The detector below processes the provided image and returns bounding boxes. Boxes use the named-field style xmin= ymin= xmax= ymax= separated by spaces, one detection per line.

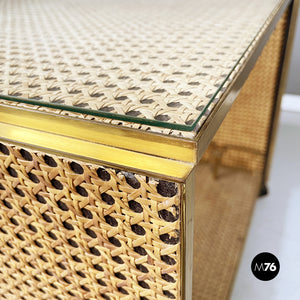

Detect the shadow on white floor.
xmin=230 ymin=109 xmax=300 ymax=300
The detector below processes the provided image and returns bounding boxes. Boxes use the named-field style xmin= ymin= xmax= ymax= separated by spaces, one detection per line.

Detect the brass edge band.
xmin=0 ymin=104 xmax=196 ymax=164
xmin=195 ymin=0 xmax=291 ymax=163
xmin=180 ymin=171 xmax=195 ymax=300
xmin=0 ymin=122 xmax=193 ymax=182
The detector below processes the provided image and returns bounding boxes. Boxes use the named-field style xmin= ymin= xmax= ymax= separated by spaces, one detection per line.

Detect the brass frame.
xmin=0 ymin=105 xmax=196 ymax=164
xmin=180 ymin=170 xmax=195 ymax=300
xmin=0 ymin=122 xmax=193 ymax=182
xmin=0 ymin=0 xmax=297 ymax=299
xmin=0 ymin=104 xmax=196 ymax=182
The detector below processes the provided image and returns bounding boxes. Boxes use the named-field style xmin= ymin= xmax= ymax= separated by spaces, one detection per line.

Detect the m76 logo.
xmin=251 ymin=252 xmax=280 ymax=281
xmin=254 ymin=262 xmax=277 ymax=272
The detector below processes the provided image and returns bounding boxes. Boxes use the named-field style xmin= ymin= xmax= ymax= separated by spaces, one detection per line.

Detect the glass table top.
xmin=0 ymin=0 xmax=281 ymax=131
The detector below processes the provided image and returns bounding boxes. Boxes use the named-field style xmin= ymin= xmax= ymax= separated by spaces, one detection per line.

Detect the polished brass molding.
xmin=180 ymin=171 xmax=195 ymax=300
xmin=0 ymin=122 xmax=194 ymax=182
xmin=0 ymin=104 xmax=197 ymax=182
xmin=0 ymin=104 xmax=196 ymax=164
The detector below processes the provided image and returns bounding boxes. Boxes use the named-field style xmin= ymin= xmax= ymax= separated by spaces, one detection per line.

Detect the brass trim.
xmin=0 ymin=104 xmax=196 ymax=164
xmin=195 ymin=0 xmax=292 ymax=163
xmin=0 ymin=122 xmax=193 ymax=182
xmin=263 ymin=0 xmax=299 ymax=183
xmin=180 ymin=171 xmax=195 ymax=300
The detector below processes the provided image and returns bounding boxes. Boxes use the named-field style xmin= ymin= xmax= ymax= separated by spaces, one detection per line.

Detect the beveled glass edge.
xmin=0 ymin=0 xmax=286 ymax=132
xmin=0 ymin=94 xmax=195 ymax=131
xmin=0 ymin=32 xmax=250 ymax=131
xmin=0 ymin=38 xmax=244 ymax=132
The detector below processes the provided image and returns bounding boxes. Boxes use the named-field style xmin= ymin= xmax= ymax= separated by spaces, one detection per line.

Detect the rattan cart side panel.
xmin=0 ymin=142 xmax=181 ymax=300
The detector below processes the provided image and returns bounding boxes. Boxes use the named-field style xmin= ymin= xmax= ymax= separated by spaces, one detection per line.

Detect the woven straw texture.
xmin=0 ymin=142 xmax=181 ymax=300
xmin=193 ymin=163 xmax=261 ymax=300
xmin=203 ymin=9 xmax=289 ymax=172
xmin=0 ymin=0 xmax=283 ymax=136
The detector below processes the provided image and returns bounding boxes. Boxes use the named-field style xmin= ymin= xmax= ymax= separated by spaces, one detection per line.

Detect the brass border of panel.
xmin=195 ymin=0 xmax=292 ymax=164
xmin=0 ymin=104 xmax=196 ymax=164
xmin=180 ymin=170 xmax=195 ymax=300
xmin=0 ymin=123 xmax=193 ymax=182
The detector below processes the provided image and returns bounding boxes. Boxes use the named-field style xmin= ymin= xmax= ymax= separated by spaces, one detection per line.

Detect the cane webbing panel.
xmin=193 ymin=163 xmax=261 ymax=300
xmin=0 ymin=142 xmax=181 ymax=300
xmin=203 ymin=9 xmax=289 ymax=171
xmin=0 ymin=0 xmax=285 ymax=134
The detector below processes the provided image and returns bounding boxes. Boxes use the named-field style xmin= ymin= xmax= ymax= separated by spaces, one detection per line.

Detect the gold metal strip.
xmin=0 ymin=105 xmax=196 ymax=164
xmin=0 ymin=122 xmax=193 ymax=182
xmin=180 ymin=171 xmax=195 ymax=300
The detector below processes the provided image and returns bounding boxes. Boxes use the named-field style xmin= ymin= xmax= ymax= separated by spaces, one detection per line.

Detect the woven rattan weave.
xmin=0 ymin=0 xmax=284 ymax=136
xmin=0 ymin=142 xmax=180 ymax=300
xmin=193 ymin=163 xmax=261 ymax=300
